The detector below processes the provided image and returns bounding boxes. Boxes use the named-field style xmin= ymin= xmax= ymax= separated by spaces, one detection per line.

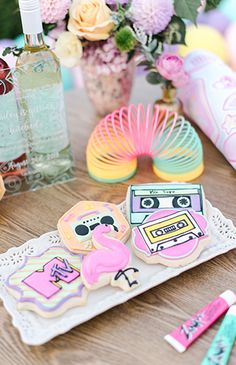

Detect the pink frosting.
xmin=23 ymin=258 xmax=80 ymax=299
xmin=82 ymin=224 xmax=130 ymax=285
xmin=133 ymin=209 xmax=208 ymax=261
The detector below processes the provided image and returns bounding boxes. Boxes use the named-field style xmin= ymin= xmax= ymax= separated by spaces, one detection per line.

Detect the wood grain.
xmin=0 ymin=77 xmax=236 ymax=365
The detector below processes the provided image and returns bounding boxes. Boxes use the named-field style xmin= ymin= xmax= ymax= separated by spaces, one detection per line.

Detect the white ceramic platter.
xmin=0 ymin=200 xmax=236 ymax=345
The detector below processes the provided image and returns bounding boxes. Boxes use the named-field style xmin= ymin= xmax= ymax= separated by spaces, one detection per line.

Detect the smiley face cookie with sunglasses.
xmin=58 ymin=201 xmax=131 ymax=254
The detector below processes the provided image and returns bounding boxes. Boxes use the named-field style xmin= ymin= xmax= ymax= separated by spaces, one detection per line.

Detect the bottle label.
xmin=0 ymin=91 xmax=25 ymax=161
xmin=22 ymin=83 xmax=69 ymax=154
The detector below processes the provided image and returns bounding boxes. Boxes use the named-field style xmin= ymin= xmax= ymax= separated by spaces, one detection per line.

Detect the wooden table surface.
xmin=0 ymin=77 xmax=236 ymax=365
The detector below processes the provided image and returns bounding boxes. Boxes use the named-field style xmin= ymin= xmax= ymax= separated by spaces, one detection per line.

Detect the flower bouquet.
xmin=39 ymin=0 xmax=220 ymax=114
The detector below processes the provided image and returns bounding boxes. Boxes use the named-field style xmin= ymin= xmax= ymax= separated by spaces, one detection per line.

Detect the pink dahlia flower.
xmin=129 ymin=0 xmax=174 ymax=35
xmin=40 ymin=0 xmax=71 ymax=24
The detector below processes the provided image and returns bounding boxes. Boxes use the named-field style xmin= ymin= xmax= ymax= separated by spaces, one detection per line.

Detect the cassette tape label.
xmin=138 ymin=211 xmax=204 ymax=254
xmin=143 ymin=213 xmax=195 ymax=244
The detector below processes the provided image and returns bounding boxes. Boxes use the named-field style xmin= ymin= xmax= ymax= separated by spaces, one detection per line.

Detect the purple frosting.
xmin=6 ymin=246 xmax=85 ymax=313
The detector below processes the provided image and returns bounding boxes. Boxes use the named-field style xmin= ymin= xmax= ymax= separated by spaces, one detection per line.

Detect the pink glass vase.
xmin=81 ymin=39 xmax=135 ymax=117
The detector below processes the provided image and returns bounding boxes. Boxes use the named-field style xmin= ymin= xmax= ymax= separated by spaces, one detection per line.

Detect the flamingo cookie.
xmin=81 ymin=224 xmax=139 ymax=292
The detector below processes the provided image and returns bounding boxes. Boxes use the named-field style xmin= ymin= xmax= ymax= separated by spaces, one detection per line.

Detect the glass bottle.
xmin=17 ymin=0 xmax=73 ymax=180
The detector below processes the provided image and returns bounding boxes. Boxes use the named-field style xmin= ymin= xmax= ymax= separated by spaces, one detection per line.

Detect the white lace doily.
xmin=0 ymin=200 xmax=236 ymax=345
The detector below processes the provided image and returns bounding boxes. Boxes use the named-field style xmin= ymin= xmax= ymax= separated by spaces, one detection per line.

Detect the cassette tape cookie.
xmin=127 ymin=183 xmax=206 ymax=226
xmin=132 ymin=209 xmax=210 ymax=267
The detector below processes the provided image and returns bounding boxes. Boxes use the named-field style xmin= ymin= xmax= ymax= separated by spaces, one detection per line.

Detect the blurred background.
xmin=1 ymin=0 xmax=236 ymax=91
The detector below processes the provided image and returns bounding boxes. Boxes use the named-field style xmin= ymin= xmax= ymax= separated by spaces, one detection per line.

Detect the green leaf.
xmin=146 ymin=72 xmax=163 ymax=85
xmin=43 ymin=23 xmax=57 ymax=36
xmin=174 ymin=0 xmax=201 ymax=23
xmin=205 ymin=0 xmax=221 ymax=11
xmin=2 ymin=46 xmax=23 ymax=57
xmin=2 ymin=47 xmax=12 ymax=57
xmin=158 ymin=16 xmax=186 ymax=45
xmin=148 ymin=39 xmax=158 ymax=52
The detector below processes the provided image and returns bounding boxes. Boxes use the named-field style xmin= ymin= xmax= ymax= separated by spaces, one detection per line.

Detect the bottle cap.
xmin=220 ymin=290 xmax=236 ymax=306
xmin=18 ymin=0 xmax=43 ymax=35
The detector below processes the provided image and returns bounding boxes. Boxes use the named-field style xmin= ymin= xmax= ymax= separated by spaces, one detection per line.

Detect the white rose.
xmin=55 ymin=31 xmax=83 ymax=68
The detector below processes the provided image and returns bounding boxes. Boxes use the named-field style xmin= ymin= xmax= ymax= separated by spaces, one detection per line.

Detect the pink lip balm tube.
xmin=164 ymin=290 xmax=236 ymax=353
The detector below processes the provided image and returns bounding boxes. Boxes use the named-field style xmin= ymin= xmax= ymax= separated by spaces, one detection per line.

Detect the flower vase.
xmin=81 ymin=39 xmax=135 ymax=117
xmin=154 ymin=86 xmax=182 ymax=114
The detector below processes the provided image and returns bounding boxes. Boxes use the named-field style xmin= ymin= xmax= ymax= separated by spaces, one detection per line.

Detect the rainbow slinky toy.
xmin=86 ymin=104 xmax=204 ymax=183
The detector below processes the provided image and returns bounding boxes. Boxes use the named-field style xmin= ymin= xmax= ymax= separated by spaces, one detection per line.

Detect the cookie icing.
xmin=82 ymin=224 xmax=130 ymax=286
xmin=81 ymin=224 xmax=139 ymax=291
xmin=132 ymin=209 xmax=209 ymax=267
xmin=23 ymin=257 xmax=80 ymax=299
xmin=127 ymin=183 xmax=205 ymax=226
xmin=6 ymin=246 xmax=87 ymax=317
xmin=58 ymin=201 xmax=131 ymax=253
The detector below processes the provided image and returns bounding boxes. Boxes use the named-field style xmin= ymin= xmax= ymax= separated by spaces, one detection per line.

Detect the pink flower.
xmin=129 ymin=0 xmax=174 ymax=35
xmin=172 ymin=71 xmax=189 ymax=88
xmin=156 ymin=53 xmax=184 ymax=81
xmin=40 ymin=0 xmax=71 ymax=24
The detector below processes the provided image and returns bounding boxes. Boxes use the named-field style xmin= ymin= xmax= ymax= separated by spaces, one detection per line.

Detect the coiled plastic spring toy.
xmin=86 ymin=104 xmax=204 ymax=183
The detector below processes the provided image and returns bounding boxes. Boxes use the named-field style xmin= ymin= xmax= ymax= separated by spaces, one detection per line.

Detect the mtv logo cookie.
xmin=58 ymin=201 xmax=131 ymax=254
xmin=132 ymin=209 xmax=210 ymax=267
xmin=6 ymin=246 xmax=87 ymax=318
xmin=126 ymin=183 xmax=206 ymax=226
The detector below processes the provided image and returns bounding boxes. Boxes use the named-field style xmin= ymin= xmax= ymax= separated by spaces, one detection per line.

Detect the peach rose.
xmin=68 ymin=0 xmax=114 ymax=41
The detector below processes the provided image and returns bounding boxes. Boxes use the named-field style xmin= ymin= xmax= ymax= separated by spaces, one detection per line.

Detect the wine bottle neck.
xmin=24 ymin=33 xmax=45 ymax=48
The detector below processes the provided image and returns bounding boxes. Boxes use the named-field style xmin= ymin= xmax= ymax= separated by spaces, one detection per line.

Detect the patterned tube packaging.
xmin=178 ymin=50 xmax=236 ymax=170
xmin=201 ymin=305 xmax=236 ymax=365
xmin=164 ymin=290 xmax=236 ymax=353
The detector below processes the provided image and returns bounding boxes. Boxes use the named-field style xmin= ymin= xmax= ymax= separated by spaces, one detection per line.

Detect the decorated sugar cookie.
xmin=126 ymin=183 xmax=206 ymax=226
xmin=6 ymin=246 xmax=87 ymax=318
xmin=58 ymin=201 xmax=130 ymax=254
xmin=132 ymin=209 xmax=209 ymax=267
xmin=81 ymin=224 xmax=139 ymax=292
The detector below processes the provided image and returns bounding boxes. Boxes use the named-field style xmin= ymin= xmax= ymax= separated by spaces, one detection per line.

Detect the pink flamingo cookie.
xmin=132 ymin=209 xmax=209 ymax=267
xmin=81 ymin=224 xmax=139 ymax=291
